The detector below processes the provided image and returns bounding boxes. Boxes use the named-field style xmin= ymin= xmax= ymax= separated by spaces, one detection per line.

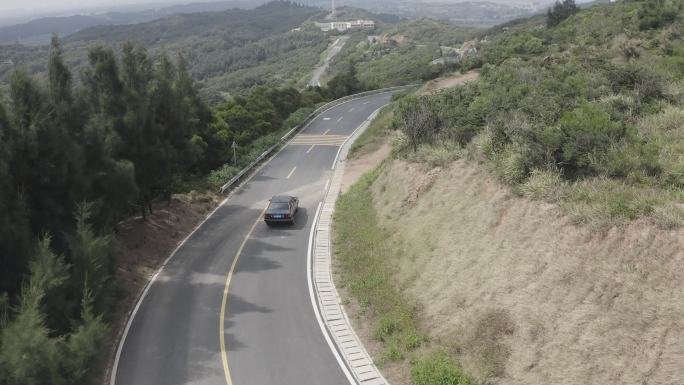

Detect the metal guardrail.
xmin=218 ymin=84 xmax=417 ymax=194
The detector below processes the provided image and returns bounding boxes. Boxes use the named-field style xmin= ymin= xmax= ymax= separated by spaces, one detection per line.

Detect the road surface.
xmin=112 ymin=91 xmax=394 ymax=385
xmin=309 ymin=35 xmax=349 ymax=88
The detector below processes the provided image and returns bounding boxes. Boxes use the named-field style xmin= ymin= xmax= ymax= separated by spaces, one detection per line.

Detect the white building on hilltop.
xmin=315 ymin=20 xmax=375 ymax=32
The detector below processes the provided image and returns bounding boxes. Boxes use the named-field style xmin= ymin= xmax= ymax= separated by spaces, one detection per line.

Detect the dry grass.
xmin=369 ymin=158 xmax=684 ymax=385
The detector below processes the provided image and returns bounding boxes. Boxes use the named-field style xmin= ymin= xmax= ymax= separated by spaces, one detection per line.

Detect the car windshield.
xmin=269 ymin=202 xmax=289 ymax=210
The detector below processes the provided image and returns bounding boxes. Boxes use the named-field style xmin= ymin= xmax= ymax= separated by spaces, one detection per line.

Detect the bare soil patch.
xmin=416 ymin=71 xmax=479 ymax=96
xmin=102 ymin=191 xmax=221 ymax=384
xmin=341 ymin=140 xmax=392 ymax=194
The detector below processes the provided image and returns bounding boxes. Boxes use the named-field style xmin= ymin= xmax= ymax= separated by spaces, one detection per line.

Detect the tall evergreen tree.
xmin=81 ymin=45 xmax=138 ymax=223
xmin=0 ymin=94 xmax=32 ymax=297
xmin=547 ymin=0 xmax=579 ymax=27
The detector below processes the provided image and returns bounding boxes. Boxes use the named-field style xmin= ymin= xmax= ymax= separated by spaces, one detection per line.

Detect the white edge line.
xmin=332 ymin=106 xmax=384 ymax=170
xmin=110 ymin=196 xmax=229 ymax=385
xmin=111 ymin=90 xmax=398 ymax=385
xmin=110 ymin=89 xmax=334 ymax=385
xmin=307 ymin=202 xmax=356 ymax=385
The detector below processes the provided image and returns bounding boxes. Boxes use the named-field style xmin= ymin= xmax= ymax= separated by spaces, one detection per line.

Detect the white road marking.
xmin=336 ymin=116 xmax=343 ymax=123
xmin=332 ymin=106 xmax=384 ymax=170
xmin=363 ymin=101 xmax=370 ymax=105
xmin=112 ymin=88 xmax=406 ymax=385
xmin=348 ymin=107 xmax=355 ymax=112
xmin=324 ymin=179 xmax=330 ymax=191
xmin=307 ymin=145 xmax=315 ymax=153
xmin=286 ymin=166 xmax=297 ymax=179
xmin=323 ymin=129 xmax=331 ymax=135
xmin=110 ymin=197 xmax=231 ymax=385
xmin=307 ymin=203 xmax=356 ymax=385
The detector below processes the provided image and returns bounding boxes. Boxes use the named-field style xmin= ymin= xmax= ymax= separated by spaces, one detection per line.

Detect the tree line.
xmin=0 ymin=33 xmax=364 ymax=383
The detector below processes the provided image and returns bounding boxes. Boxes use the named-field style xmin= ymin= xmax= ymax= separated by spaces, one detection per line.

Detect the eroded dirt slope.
xmin=370 ymin=159 xmax=684 ymax=385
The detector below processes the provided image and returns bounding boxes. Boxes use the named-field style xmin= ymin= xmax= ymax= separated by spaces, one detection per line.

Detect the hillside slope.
xmin=0 ymin=1 xmax=329 ymax=101
xmin=368 ymin=158 xmax=683 ymax=384
xmin=333 ymin=1 xmax=684 ymax=384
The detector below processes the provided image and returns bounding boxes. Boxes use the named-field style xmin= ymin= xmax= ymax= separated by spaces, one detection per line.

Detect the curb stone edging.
xmin=311 ymin=108 xmax=390 ymax=385
xmin=108 ymin=89 xmax=410 ymax=385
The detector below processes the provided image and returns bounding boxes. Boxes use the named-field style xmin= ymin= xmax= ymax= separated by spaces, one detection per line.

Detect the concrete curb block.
xmin=311 ymin=108 xmax=390 ymax=385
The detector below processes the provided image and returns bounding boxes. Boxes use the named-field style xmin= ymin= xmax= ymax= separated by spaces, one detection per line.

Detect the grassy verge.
xmin=348 ymin=105 xmax=395 ymax=159
xmin=333 ymin=165 xmax=470 ymax=385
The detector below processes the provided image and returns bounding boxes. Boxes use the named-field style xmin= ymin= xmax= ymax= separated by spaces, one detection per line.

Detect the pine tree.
xmin=0 ymin=238 xmax=67 ymax=385
xmin=81 ymin=45 xmax=138 ymax=222
xmin=0 ymin=92 xmax=33 ymax=297
xmin=67 ymin=203 xmax=116 ymax=314
xmin=62 ymin=285 xmax=108 ymax=385
xmin=547 ymin=0 xmax=579 ymax=27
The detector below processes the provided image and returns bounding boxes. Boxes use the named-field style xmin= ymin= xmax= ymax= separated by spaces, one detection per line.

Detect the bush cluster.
xmin=394 ymin=0 xmax=684 ymax=226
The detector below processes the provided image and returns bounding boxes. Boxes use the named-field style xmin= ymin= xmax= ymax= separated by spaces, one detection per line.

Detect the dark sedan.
xmin=264 ymin=195 xmax=299 ymax=225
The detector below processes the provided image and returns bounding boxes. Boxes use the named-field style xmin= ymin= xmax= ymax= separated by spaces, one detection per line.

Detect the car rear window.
xmin=269 ymin=202 xmax=289 ymax=210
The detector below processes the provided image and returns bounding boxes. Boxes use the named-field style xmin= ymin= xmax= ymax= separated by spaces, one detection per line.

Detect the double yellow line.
xmin=219 ymin=207 xmax=267 ymax=385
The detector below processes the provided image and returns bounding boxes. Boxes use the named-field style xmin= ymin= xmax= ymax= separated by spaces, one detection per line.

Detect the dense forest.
xmin=0 ymin=28 xmax=363 ymax=381
xmin=0 ymin=1 xmax=332 ymax=101
xmin=395 ymin=0 xmax=684 ymax=228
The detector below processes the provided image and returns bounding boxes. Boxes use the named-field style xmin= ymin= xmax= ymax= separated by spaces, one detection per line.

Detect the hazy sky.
xmin=0 ymin=0 xmax=189 ymax=14
xmin=0 ymin=0 xmax=592 ymax=18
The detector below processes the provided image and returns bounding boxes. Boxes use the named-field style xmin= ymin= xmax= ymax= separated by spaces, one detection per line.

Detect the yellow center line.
xmin=306 ymin=145 xmax=315 ymax=153
xmin=220 ymin=207 xmax=267 ymax=385
xmin=286 ymin=166 xmax=297 ymax=179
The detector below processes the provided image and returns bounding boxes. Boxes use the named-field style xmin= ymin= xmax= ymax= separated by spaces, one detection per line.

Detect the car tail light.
xmin=285 ymin=214 xmax=291 ymax=219
xmin=265 ymin=214 xmax=271 ymax=219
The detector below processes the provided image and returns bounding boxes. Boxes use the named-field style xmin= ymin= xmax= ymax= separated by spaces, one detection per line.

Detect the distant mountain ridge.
xmin=0 ymin=1 xmax=331 ymax=101
xmin=0 ymin=0 xmax=267 ymax=44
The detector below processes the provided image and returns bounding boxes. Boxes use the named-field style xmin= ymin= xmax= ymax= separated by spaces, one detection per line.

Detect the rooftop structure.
xmin=315 ymin=20 xmax=375 ymax=32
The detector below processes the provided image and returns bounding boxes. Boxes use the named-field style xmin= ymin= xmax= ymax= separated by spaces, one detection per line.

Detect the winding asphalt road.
xmin=112 ymin=91 xmax=394 ymax=385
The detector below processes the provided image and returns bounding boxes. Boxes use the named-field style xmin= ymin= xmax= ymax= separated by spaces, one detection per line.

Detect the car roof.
xmin=270 ymin=195 xmax=293 ymax=203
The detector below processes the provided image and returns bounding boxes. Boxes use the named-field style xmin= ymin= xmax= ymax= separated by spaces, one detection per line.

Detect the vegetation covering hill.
xmin=306 ymin=0 xmax=534 ymax=26
xmin=0 ymin=1 xmax=331 ymax=101
xmin=401 ymin=0 xmax=684 ymax=228
xmin=0 ymin=0 xmax=265 ymax=44
xmin=334 ymin=1 xmax=684 ymax=385
xmin=0 ymin=26 xmax=351 ymax=382
xmin=328 ymin=18 xmax=480 ymax=89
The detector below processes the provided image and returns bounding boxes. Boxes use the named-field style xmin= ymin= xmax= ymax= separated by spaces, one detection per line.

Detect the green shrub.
xmin=638 ymin=0 xmax=682 ymax=31
xmin=402 ymin=329 xmax=428 ymax=351
xmin=517 ymin=168 xmax=567 ymax=202
xmin=374 ymin=316 xmax=400 ymax=342
xmin=206 ymin=164 xmax=240 ymax=190
xmin=386 ymin=341 xmax=405 ymax=361
xmin=490 ymin=144 xmax=528 ymax=185
xmin=411 ymin=351 xmax=470 ymax=385
xmin=558 ymin=103 xmax=624 ymax=174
